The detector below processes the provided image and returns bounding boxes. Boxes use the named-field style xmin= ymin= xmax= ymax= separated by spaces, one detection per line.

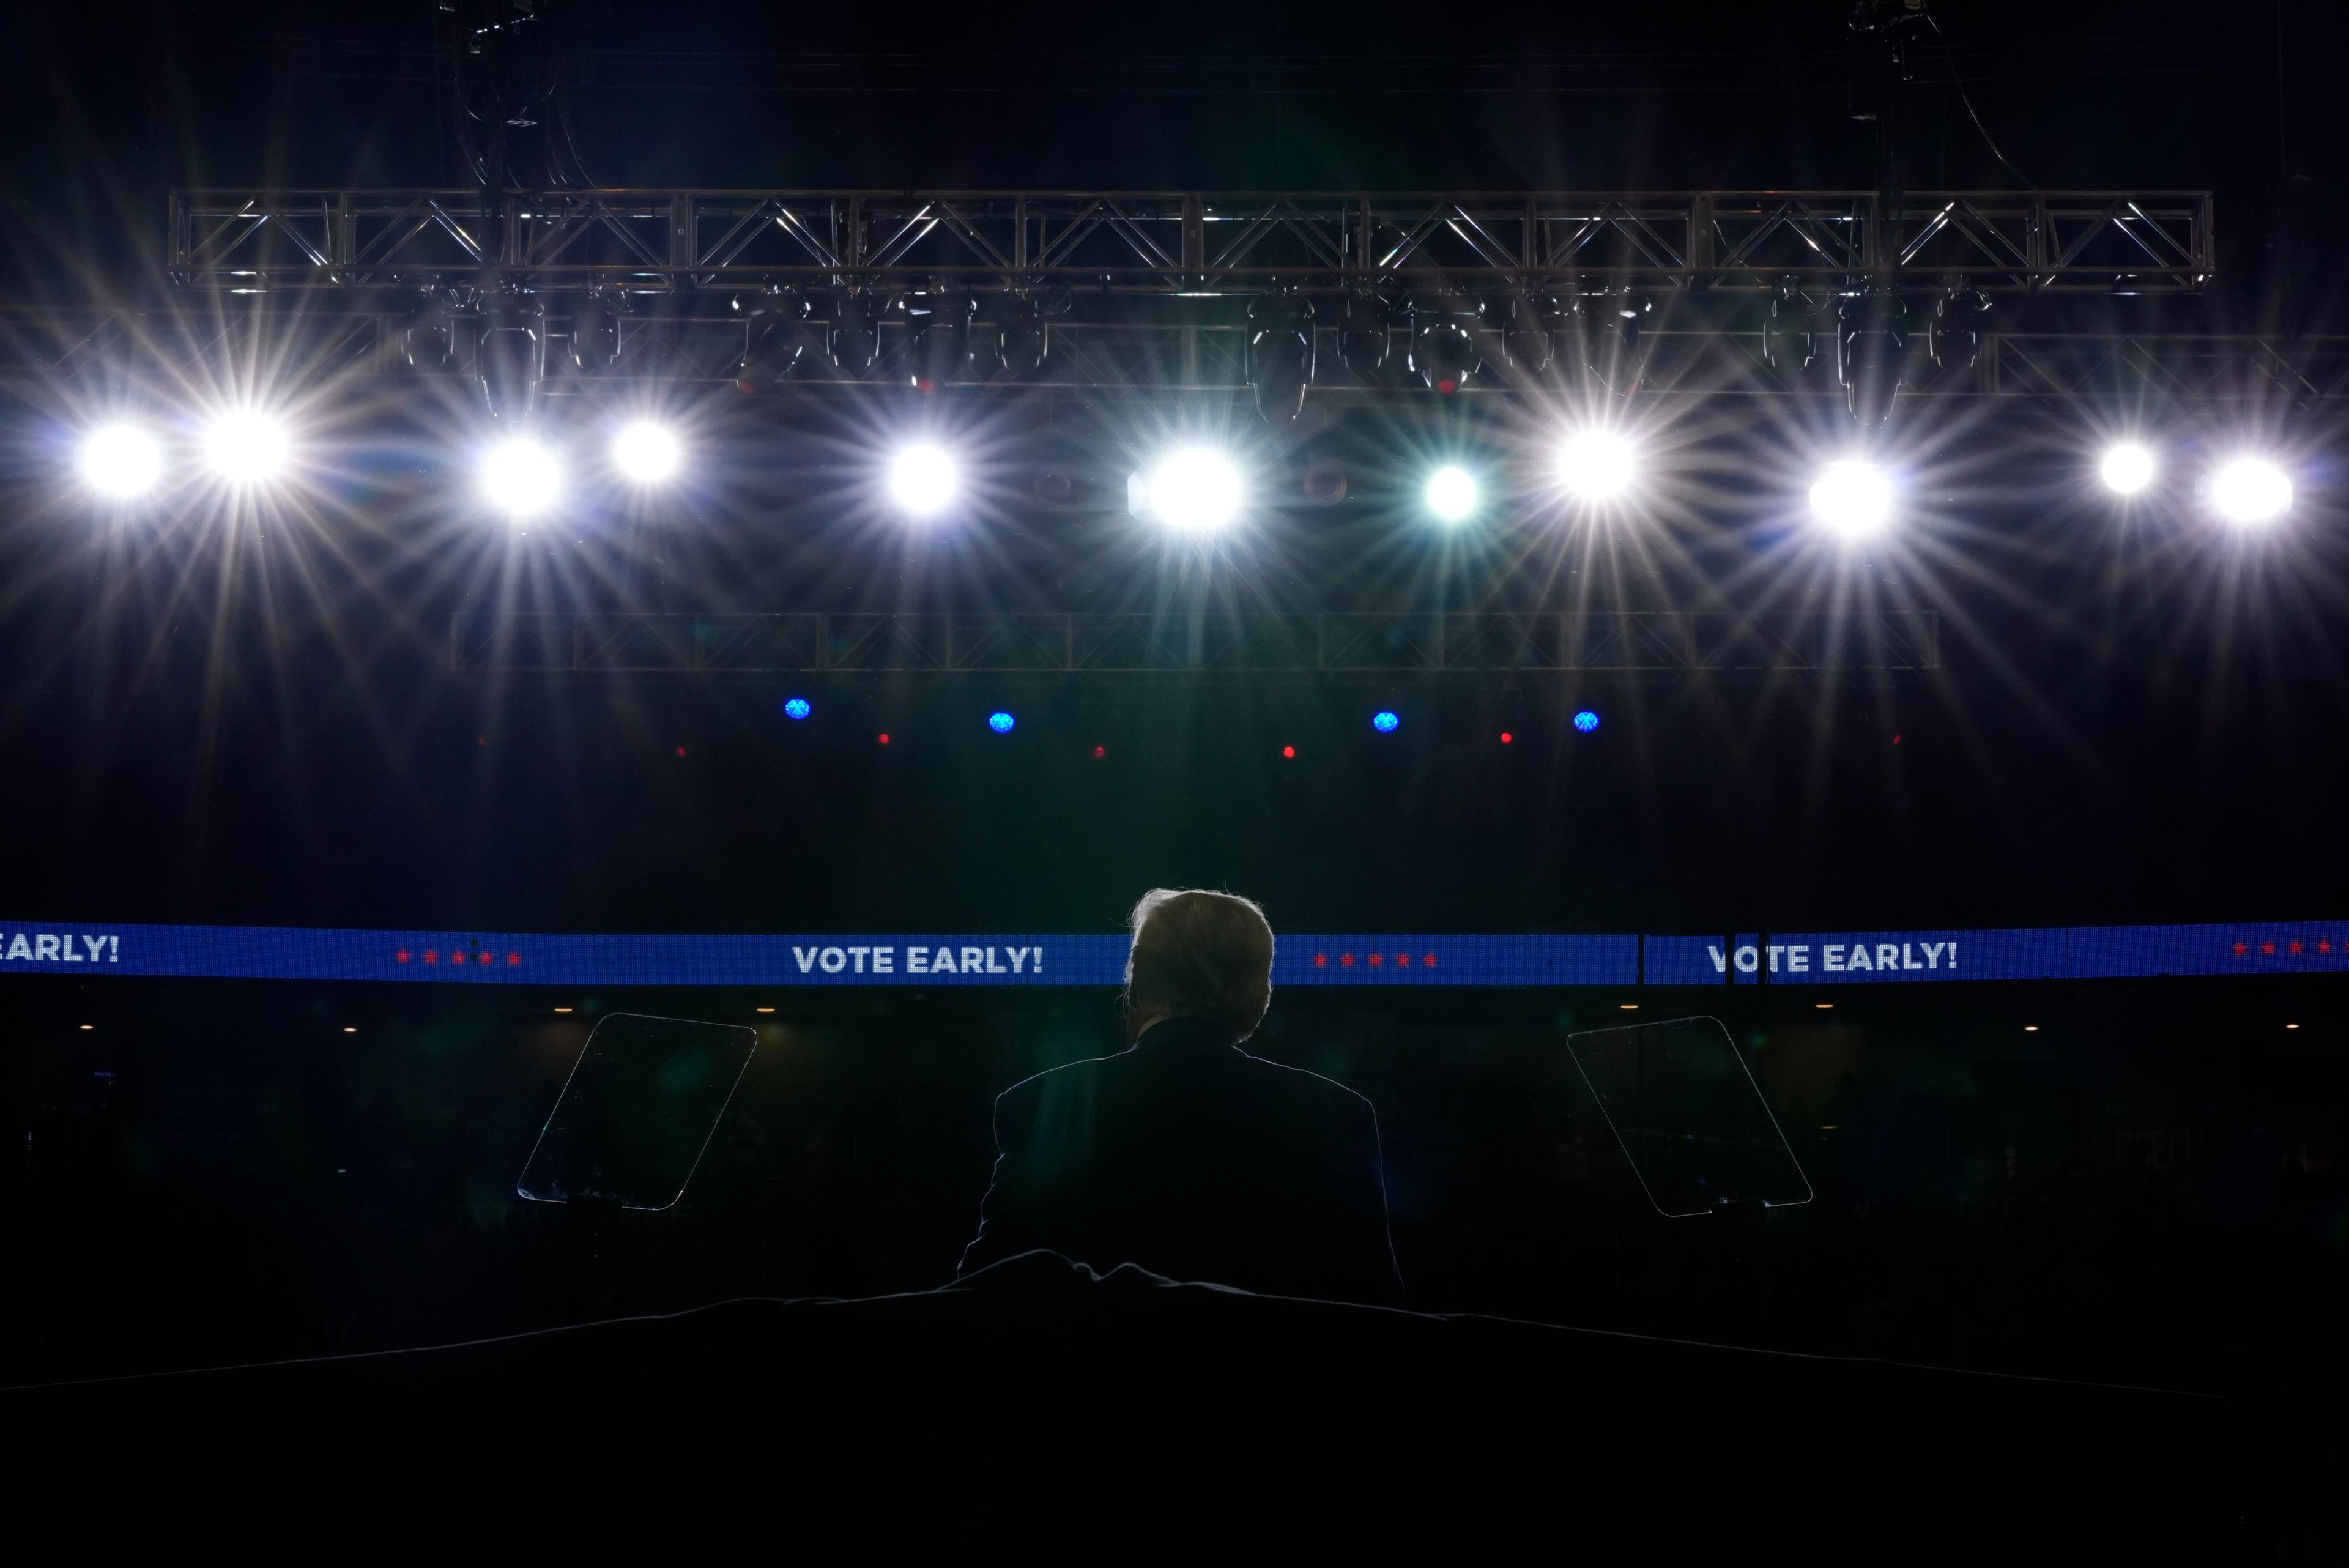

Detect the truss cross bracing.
xmin=171 ymin=188 xmax=2214 ymax=295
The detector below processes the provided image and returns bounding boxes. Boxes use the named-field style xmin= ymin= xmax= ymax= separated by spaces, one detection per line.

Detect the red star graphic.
xmin=449 ymin=951 xmax=466 ymax=965
xmin=2233 ymin=942 xmax=2248 ymax=956
xmin=423 ymin=949 xmax=439 ymax=964
xmin=1422 ymin=953 xmax=1438 ymax=967
xmin=1368 ymin=951 xmax=1384 ymax=967
xmin=1397 ymin=952 xmax=1413 ymax=967
xmin=2261 ymin=941 xmax=2276 ymax=956
xmin=507 ymin=951 xmax=522 ymax=966
xmin=2321 ymin=940 xmax=2334 ymax=955
xmin=395 ymin=948 xmax=411 ymax=964
xmin=1312 ymin=953 xmax=1328 ymax=967
xmin=1338 ymin=953 xmax=1356 ymax=968
xmin=2290 ymin=940 xmax=2304 ymax=954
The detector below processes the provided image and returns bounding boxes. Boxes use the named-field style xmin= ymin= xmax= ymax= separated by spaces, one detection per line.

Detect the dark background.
xmin=4 ymin=4 xmax=2348 ymax=1550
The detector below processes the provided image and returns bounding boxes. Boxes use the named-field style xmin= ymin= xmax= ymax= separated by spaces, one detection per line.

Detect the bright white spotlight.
xmin=2210 ymin=456 xmax=2293 ymax=525
xmin=612 ymin=422 xmax=682 ymax=485
xmin=1425 ymin=465 xmax=1479 ymax=522
xmin=888 ymin=444 xmax=959 ymax=516
xmin=201 ymin=410 xmax=290 ymax=485
xmin=2099 ymin=442 xmax=2156 ymax=496
xmin=1809 ymin=459 xmax=1895 ymax=538
xmin=481 ymin=438 xmax=562 ymax=521
xmin=77 ymin=423 xmax=163 ymax=500
xmin=1148 ymin=448 xmax=1243 ymax=530
xmin=1557 ymin=429 xmax=1637 ymax=500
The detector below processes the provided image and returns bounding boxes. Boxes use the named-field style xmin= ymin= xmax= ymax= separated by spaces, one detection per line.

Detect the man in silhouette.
xmin=959 ymin=889 xmax=1406 ymax=1306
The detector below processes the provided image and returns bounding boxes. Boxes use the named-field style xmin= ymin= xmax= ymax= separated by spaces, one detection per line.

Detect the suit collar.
xmin=1132 ymin=1015 xmax=1241 ymax=1052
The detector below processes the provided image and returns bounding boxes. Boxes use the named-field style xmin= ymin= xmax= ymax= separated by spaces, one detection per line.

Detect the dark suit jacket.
xmin=958 ymin=1016 xmax=1406 ymax=1306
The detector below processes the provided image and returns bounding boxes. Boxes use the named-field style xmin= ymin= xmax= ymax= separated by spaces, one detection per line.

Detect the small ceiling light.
xmin=1619 ymin=1003 xmax=1639 ymax=1010
xmin=2024 ymin=1024 xmax=2039 ymax=1032
xmin=1371 ymin=710 xmax=1401 ymax=734
xmin=888 ymin=444 xmax=959 ymax=516
xmin=1814 ymin=1002 xmax=1834 ymax=1009
xmin=2099 ymin=442 xmax=2156 ymax=496
xmin=2210 ymin=456 xmax=2293 ymax=524
xmin=782 ymin=697 xmax=812 ymax=721
xmin=1809 ymin=459 xmax=1895 ymax=537
xmin=78 ymin=423 xmax=164 ymax=499
xmin=988 ymin=711 xmax=1017 ymax=734
xmin=1557 ymin=429 xmax=1636 ymax=499
xmin=612 ymin=421 xmax=683 ymax=484
xmin=482 ymin=437 xmax=562 ymax=520
xmin=1147 ymin=449 xmax=1244 ymax=530
xmin=202 ymin=410 xmax=291 ymax=485
xmin=554 ymin=1006 xmax=574 ymax=1013
xmin=78 ymin=1023 xmax=94 ymax=1031
xmin=343 ymin=1026 xmax=358 ymax=1034
xmin=756 ymin=1006 xmax=776 ymax=1014
xmin=1425 ymin=465 xmax=1479 ymax=522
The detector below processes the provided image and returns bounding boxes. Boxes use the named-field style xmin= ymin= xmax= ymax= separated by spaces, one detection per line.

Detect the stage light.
xmin=2099 ymin=442 xmax=2156 ymax=496
xmin=1425 ymin=465 xmax=1479 ymax=522
xmin=1372 ymin=711 xmax=1401 ymax=734
xmin=1409 ymin=315 xmax=1475 ymax=394
xmin=1573 ymin=710 xmax=1600 ymax=733
xmin=1557 ymin=429 xmax=1636 ymax=500
xmin=612 ymin=422 xmax=683 ymax=484
xmin=481 ymin=438 xmax=562 ymax=520
xmin=888 ymin=444 xmax=959 ymax=516
xmin=1499 ymin=731 xmax=1513 ymax=745
xmin=1282 ymin=745 xmax=1296 ymax=759
xmin=2210 ymin=456 xmax=2293 ymax=524
xmin=77 ymin=423 xmax=163 ymax=499
xmin=1146 ymin=449 xmax=1243 ymax=530
xmin=1809 ymin=459 xmax=1894 ymax=537
xmin=1247 ymin=294 xmax=1316 ymax=422
xmin=782 ymin=697 xmax=812 ymax=721
xmin=988 ymin=711 xmax=1016 ymax=734
xmin=201 ymin=410 xmax=289 ymax=485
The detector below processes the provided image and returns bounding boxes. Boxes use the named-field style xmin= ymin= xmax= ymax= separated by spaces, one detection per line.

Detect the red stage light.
xmin=1500 ymin=731 xmax=1513 ymax=745
xmin=1093 ymin=745 xmax=1106 ymax=759
xmin=675 ymin=746 xmax=686 ymax=757
xmin=1282 ymin=745 xmax=1296 ymax=759
xmin=877 ymin=733 xmax=891 ymax=745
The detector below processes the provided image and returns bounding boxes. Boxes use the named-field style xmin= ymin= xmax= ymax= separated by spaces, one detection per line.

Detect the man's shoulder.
xmin=995 ymin=1050 xmax=1124 ymax=1109
xmin=1233 ymin=1050 xmax=1378 ymax=1120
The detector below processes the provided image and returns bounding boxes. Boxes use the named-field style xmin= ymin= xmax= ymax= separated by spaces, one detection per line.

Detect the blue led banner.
xmin=0 ymin=919 xmax=2339 ymax=988
xmin=1642 ymin=923 xmax=2349 ymax=985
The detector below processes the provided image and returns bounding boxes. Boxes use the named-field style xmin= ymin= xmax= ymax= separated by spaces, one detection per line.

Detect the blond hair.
xmin=1124 ymin=888 xmax=1276 ymax=1040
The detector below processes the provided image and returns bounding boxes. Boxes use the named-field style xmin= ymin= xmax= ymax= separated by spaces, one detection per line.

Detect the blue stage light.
xmin=1372 ymin=710 xmax=1401 ymax=734
xmin=989 ymin=711 xmax=1016 ymax=734
xmin=782 ymin=697 xmax=812 ymax=721
xmin=1573 ymin=710 xmax=1601 ymax=733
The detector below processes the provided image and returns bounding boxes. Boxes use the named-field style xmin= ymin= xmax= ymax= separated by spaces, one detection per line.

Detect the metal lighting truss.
xmin=24 ymin=187 xmax=2335 ymax=405
xmin=171 ymin=188 xmax=2211 ymax=293
xmin=448 ymin=610 xmax=1940 ymax=677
